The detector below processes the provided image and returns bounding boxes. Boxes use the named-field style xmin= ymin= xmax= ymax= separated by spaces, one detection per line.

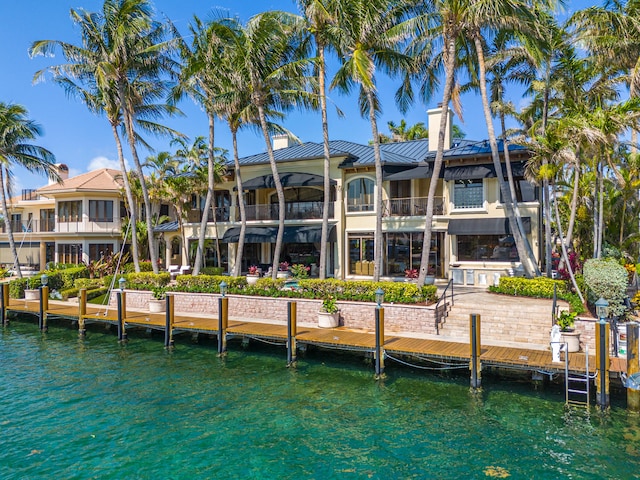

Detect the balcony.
xmin=55 ymin=219 xmax=119 ymax=233
xmin=384 ymin=196 xmax=445 ymax=217
xmin=1 ymin=219 xmax=55 ymax=234
xmin=186 ymin=206 xmax=230 ymax=223
xmin=241 ymin=201 xmax=334 ymax=221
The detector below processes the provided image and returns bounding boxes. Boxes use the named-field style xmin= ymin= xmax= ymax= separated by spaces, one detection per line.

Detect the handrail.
xmin=434 ymin=278 xmax=454 ymax=334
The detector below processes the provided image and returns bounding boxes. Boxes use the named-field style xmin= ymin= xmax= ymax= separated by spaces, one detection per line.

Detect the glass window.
xmin=457 ymin=234 xmax=519 ymax=261
xmin=453 ymin=179 xmax=483 ymax=209
xmin=499 ymin=179 xmax=538 ymax=203
xmin=58 ymin=201 xmax=82 ymax=222
xmin=88 ymin=243 xmax=113 ymax=261
xmin=348 ymin=233 xmax=374 ymax=274
xmin=347 ymin=178 xmax=375 ymax=212
xmin=57 ymin=243 xmax=83 ymax=264
xmin=89 ymin=200 xmax=113 ymax=222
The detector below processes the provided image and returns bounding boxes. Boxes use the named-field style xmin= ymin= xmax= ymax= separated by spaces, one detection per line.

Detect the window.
xmin=457 ymin=234 xmax=519 ymax=262
xmin=58 ymin=243 xmax=82 ymax=264
xmin=40 ymin=209 xmax=55 ymax=232
xmin=88 ymin=243 xmax=113 ymax=261
xmin=89 ymin=200 xmax=113 ymax=222
xmin=453 ymin=179 xmax=483 ymax=209
xmin=499 ymin=179 xmax=538 ymax=203
xmin=348 ymin=233 xmax=374 ymax=274
xmin=347 ymin=178 xmax=375 ymax=212
xmin=58 ymin=201 xmax=82 ymax=222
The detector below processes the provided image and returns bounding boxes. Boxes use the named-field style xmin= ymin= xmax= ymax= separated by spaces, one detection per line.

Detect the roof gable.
xmin=37 ymin=168 xmax=123 ymax=194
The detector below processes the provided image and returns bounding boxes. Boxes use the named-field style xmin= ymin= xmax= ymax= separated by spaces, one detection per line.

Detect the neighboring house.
xmin=170 ymin=106 xmax=541 ymax=285
xmin=0 ymin=165 xmax=126 ymax=270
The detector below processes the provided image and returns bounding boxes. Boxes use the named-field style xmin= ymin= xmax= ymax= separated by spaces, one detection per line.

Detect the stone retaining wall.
xmin=111 ymin=290 xmax=439 ymax=334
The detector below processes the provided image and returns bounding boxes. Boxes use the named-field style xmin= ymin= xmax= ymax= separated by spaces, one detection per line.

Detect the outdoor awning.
xmin=221 ymin=225 xmax=336 ymax=243
xmin=236 ymin=172 xmax=336 ymax=191
xmin=443 ymin=162 xmax=525 ymax=181
xmin=448 ymin=217 xmax=531 ymax=235
xmin=383 ymin=165 xmax=433 ymax=181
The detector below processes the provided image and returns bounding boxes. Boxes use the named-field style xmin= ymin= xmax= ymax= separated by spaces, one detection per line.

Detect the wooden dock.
xmin=3 ymin=295 xmax=627 ymax=379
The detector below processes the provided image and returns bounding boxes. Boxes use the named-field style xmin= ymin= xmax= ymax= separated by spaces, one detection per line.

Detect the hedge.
xmin=170 ymin=275 xmax=437 ymax=304
xmin=490 ymin=276 xmax=585 ymax=314
xmin=583 ymin=258 xmax=629 ymax=317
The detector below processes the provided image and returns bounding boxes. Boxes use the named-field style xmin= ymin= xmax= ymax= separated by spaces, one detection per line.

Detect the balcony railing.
xmin=1 ymin=219 xmax=55 ymax=233
xmin=384 ymin=196 xmax=445 ymax=217
xmin=240 ymin=201 xmax=334 ymax=221
xmin=186 ymin=207 xmax=230 ymax=223
xmin=55 ymin=220 xmax=119 ymax=233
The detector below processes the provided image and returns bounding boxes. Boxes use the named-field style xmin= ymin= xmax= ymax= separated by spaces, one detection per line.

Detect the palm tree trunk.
xmin=232 ymin=128 xmax=247 ymax=277
xmin=111 ymin=124 xmax=140 ymax=272
xmin=500 ymin=113 xmax=540 ymax=275
xmin=598 ymin=157 xmax=605 ymax=258
xmin=1 ymin=167 xmax=22 ymax=278
xmin=193 ymin=112 xmax=216 ymax=275
xmin=319 ymin=44 xmax=330 ymax=280
xmin=418 ymin=35 xmax=456 ymax=286
xmin=119 ymin=85 xmax=159 ymax=274
xmin=473 ymin=35 xmax=537 ymax=278
xmin=256 ymin=102 xmax=285 ymax=279
xmin=542 ymin=65 xmax=553 ymax=276
xmin=564 ymin=163 xmax=580 ymax=249
xmin=366 ymin=88 xmax=384 ymax=282
xmin=553 ymin=186 xmax=584 ymax=303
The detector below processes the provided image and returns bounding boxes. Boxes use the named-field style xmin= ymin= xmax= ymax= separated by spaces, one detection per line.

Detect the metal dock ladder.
xmin=565 ymin=345 xmax=590 ymax=408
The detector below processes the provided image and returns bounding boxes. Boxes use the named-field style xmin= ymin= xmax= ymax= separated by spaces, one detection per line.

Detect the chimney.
xmin=49 ymin=163 xmax=69 ymax=185
xmin=272 ymin=134 xmax=291 ymax=150
xmin=427 ymin=105 xmax=453 ymax=152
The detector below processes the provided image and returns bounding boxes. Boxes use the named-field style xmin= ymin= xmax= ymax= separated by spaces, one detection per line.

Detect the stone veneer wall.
xmin=111 ymin=290 xmax=439 ymax=335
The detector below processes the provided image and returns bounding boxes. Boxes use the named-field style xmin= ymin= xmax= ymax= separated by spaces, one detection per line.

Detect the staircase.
xmin=437 ymin=288 xmax=567 ymax=349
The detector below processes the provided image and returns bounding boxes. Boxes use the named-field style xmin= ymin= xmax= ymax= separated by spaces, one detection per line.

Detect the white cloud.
xmin=87 ymin=156 xmax=128 ymax=172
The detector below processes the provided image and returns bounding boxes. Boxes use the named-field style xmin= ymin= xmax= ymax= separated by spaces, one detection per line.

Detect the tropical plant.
xmin=279 ymin=261 xmax=290 ymax=272
xmin=290 ymin=263 xmax=310 ymax=279
xmin=404 ymin=268 xmax=418 ymax=279
xmin=151 ymin=285 xmax=167 ymax=300
xmin=331 ymin=0 xmax=414 ymax=281
xmin=556 ymin=310 xmax=577 ymax=331
xmin=321 ymin=295 xmax=338 ymax=314
xmin=248 ymin=265 xmax=259 ymax=275
xmin=0 ymin=102 xmax=59 ymax=277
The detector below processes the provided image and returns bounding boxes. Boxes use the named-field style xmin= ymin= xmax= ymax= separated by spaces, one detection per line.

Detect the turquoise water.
xmin=2 ymin=320 xmax=640 ymax=479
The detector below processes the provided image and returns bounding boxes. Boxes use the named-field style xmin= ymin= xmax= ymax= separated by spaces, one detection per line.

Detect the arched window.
xmin=346 ymin=177 xmax=375 ymax=212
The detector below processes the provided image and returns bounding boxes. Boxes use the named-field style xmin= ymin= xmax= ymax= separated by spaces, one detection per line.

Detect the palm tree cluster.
xmin=9 ymin=0 xmax=639 ymax=280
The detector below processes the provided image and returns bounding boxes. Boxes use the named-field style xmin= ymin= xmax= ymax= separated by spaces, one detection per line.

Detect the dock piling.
xmin=117 ymin=290 xmax=127 ymax=342
xmin=164 ymin=294 xmax=175 ymax=348
xmin=470 ymin=314 xmax=482 ymax=389
xmin=217 ymin=296 xmax=228 ymax=356
xmin=287 ymin=301 xmax=297 ymax=366
xmin=375 ymin=306 xmax=385 ymax=378
xmin=596 ymin=319 xmax=610 ymax=409
xmin=78 ymin=289 xmax=87 ymax=336
xmin=627 ymin=322 xmax=639 ymax=412
xmin=1 ymin=283 xmax=7 ymax=326
xmin=39 ymin=285 xmax=49 ymax=332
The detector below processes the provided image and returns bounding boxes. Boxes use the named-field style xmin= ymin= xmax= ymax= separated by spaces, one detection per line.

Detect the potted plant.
xmin=290 ymin=263 xmax=310 ymax=279
xmin=318 ymin=295 xmax=340 ymax=328
xmin=149 ymin=286 xmax=167 ymax=313
xmin=557 ymin=310 xmax=580 ymax=352
xmin=24 ymin=275 xmax=40 ymax=301
xmin=277 ymin=261 xmax=290 ymax=279
xmin=404 ymin=268 xmax=418 ymax=283
xmin=246 ymin=265 xmax=260 ymax=285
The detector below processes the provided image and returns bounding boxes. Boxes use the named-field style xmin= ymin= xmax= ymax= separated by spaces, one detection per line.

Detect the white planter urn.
xmin=318 ymin=311 xmax=340 ymax=328
xmin=24 ymin=289 xmax=40 ymax=301
xmin=246 ymin=275 xmax=260 ymax=285
xmin=560 ymin=330 xmax=581 ymax=353
xmin=149 ymin=299 xmax=166 ymax=313
xmin=277 ymin=271 xmax=289 ymax=279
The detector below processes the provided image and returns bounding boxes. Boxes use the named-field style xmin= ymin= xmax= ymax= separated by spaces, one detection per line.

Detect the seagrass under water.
xmin=1 ymin=321 xmax=639 ymax=479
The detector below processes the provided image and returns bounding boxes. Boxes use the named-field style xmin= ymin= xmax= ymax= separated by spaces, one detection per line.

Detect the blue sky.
xmin=2 ymin=0 xmax=598 ymax=191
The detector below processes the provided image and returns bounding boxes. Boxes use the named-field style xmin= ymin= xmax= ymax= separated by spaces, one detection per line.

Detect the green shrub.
xmin=201 ymin=267 xmax=224 ymax=276
xmin=583 ymin=258 xmax=629 ymax=317
xmin=173 ymin=274 xmax=243 ymax=294
xmin=490 ymin=276 xmax=585 ymax=314
xmin=103 ymin=272 xmax=170 ymax=291
xmin=74 ymin=278 xmax=103 ymax=289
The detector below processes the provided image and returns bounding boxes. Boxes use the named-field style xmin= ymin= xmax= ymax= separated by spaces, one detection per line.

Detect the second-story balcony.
xmin=240 ymin=201 xmax=334 ymax=221
xmin=384 ymin=196 xmax=445 ymax=217
xmin=1 ymin=219 xmax=55 ymax=234
xmin=55 ymin=219 xmax=120 ymax=233
xmin=186 ymin=206 xmax=230 ymax=224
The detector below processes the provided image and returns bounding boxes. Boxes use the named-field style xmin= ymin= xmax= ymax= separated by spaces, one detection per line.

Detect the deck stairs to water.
xmin=436 ymin=288 xmax=562 ymax=348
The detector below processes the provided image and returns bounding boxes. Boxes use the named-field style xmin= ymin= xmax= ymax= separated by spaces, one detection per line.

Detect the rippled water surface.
xmin=2 ymin=320 xmax=639 ymax=479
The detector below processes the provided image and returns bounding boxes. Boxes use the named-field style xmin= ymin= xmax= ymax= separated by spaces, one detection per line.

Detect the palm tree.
xmin=298 ymin=0 xmax=339 ymax=280
xmin=331 ymin=0 xmax=414 ymax=281
xmin=30 ymin=0 xmax=181 ymax=274
xmin=0 ymin=103 xmax=59 ymax=276
xmin=242 ymin=11 xmax=313 ymax=279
